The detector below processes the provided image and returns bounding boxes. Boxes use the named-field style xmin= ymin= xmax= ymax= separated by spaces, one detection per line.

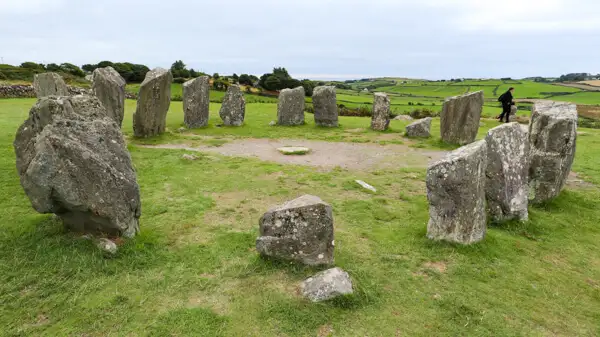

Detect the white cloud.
xmin=0 ymin=0 xmax=65 ymax=14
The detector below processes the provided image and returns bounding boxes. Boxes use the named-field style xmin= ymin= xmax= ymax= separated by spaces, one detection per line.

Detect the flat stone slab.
xmin=301 ymin=267 xmax=353 ymax=302
xmin=355 ymin=180 xmax=377 ymax=192
xmin=277 ymin=146 xmax=311 ymax=155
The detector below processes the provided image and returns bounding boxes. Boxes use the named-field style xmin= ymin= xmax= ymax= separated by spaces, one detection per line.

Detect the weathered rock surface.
xmin=219 ymin=84 xmax=245 ymax=126
xmin=426 ymin=140 xmax=487 ymax=244
xmin=406 ymin=117 xmax=432 ymax=138
xmin=529 ymin=101 xmax=577 ymax=203
xmin=441 ymin=91 xmax=483 ymax=145
xmin=277 ymin=146 xmax=310 ymax=155
xmin=133 ymin=68 xmax=172 ymax=137
xmin=256 ymin=195 xmax=334 ymax=265
xmin=301 ymin=268 xmax=353 ymax=302
xmin=183 ymin=76 xmax=210 ymax=128
xmin=394 ymin=114 xmax=414 ymax=121
xmin=312 ymin=86 xmax=338 ymax=127
xmin=92 ymin=66 xmax=126 ymax=126
xmin=33 ymin=72 xmax=69 ymax=98
xmin=371 ymin=93 xmax=390 ymax=131
xmin=14 ymin=95 xmax=141 ymax=237
xmin=509 ymin=105 xmax=518 ymax=122
xmin=277 ymin=86 xmax=305 ymax=126
xmin=96 ymin=238 xmax=118 ymax=255
xmin=485 ymin=123 xmax=529 ymax=222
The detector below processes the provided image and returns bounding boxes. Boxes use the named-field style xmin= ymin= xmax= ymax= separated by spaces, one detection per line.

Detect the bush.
xmin=409 ymin=108 xmax=439 ymax=119
xmin=0 ymin=71 xmax=7 ymax=80
xmin=171 ymin=95 xmax=183 ymax=101
xmin=173 ymin=77 xmax=186 ymax=84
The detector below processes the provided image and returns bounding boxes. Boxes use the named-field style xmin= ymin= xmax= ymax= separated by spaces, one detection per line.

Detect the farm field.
xmin=1 ymin=98 xmax=600 ymax=336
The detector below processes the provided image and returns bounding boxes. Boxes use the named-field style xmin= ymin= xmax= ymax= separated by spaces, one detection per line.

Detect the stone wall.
xmin=0 ymin=85 xmax=137 ymax=99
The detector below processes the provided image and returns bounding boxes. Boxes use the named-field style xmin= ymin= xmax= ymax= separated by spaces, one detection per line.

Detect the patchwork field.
xmin=1 ymin=98 xmax=600 ymax=336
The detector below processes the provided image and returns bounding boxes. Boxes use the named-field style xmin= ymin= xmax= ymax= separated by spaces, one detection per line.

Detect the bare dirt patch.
xmin=139 ymin=138 xmax=447 ymax=171
xmin=566 ymin=172 xmax=597 ymax=190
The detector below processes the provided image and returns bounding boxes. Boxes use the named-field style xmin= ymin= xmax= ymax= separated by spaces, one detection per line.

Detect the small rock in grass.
xmin=269 ymin=121 xmax=276 ymax=126
xmin=277 ymin=146 xmax=310 ymax=155
xmin=301 ymin=267 xmax=353 ymax=302
xmin=182 ymin=154 xmax=198 ymax=160
xmin=394 ymin=115 xmax=414 ymax=121
xmin=178 ymin=127 xmax=186 ymax=133
xmin=96 ymin=238 xmax=118 ymax=255
xmin=355 ymin=180 xmax=377 ymax=192
xmin=405 ymin=117 xmax=432 ymax=138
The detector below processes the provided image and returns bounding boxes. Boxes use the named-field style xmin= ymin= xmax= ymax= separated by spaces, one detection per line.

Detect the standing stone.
xmin=133 ymin=68 xmax=172 ymax=137
xmin=33 ymin=72 xmax=69 ymax=98
xmin=14 ymin=95 xmax=141 ymax=237
xmin=426 ymin=140 xmax=487 ymax=244
xmin=256 ymin=195 xmax=334 ymax=266
xmin=529 ymin=101 xmax=577 ymax=203
xmin=313 ymin=86 xmax=338 ymax=127
xmin=183 ymin=76 xmax=210 ymax=128
xmin=485 ymin=123 xmax=529 ymax=222
xmin=371 ymin=93 xmax=390 ymax=131
xmin=509 ymin=105 xmax=518 ymax=122
xmin=92 ymin=66 xmax=126 ymax=126
xmin=405 ymin=117 xmax=432 ymax=138
xmin=219 ymin=84 xmax=245 ymax=126
xmin=441 ymin=91 xmax=483 ymax=145
xmin=277 ymin=86 xmax=305 ymax=126
xmin=301 ymin=268 xmax=353 ymax=302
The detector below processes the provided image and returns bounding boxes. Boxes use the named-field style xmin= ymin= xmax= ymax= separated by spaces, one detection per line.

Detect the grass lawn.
xmin=1 ymin=99 xmax=600 ymax=336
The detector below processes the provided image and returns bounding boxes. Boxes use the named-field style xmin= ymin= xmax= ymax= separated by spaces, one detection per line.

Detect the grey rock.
xmin=277 ymin=86 xmax=305 ymax=126
xmin=312 ymin=86 xmax=338 ymax=127
xmin=394 ymin=115 xmax=414 ymax=121
xmin=92 ymin=67 xmax=126 ymax=126
xmin=33 ymin=72 xmax=69 ymax=98
xmin=528 ymin=101 xmax=577 ymax=203
xmin=405 ymin=117 xmax=432 ymax=138
xmin=485 ymin=123 xmax=529 ymax=222
xmin=96 ymin=238 xmax=118 ymax=255
xmin=256 ymin=195 xmax=334 ymax=266
xmin=371 ymin=93 xmax=390 ymax=131
xmin=219 ymin=85 xmax=245 ymax=126
xmin=183 ymin=76 xmax=210 ymax=128
xmin=133 ymin=68 xmax=172 ymax=137
xmin=182 ymin=154 xmax=198 ymax=161
xmin=301 ymin=267 xmax=353 ymax=302
xmin=426 ymin=140 xmax=487 ymax=244
xmin=14 ymin=95 xmax=141 ymax=237
xmin=509 ymin=105 xmax=518 ymax=122
xmin=269 ymin=120 xmax=276 ymax=126
xmin=441 ymin=91 xmax=483 ymax=145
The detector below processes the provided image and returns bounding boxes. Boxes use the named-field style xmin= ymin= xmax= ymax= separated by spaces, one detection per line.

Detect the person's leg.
xmin=499 ymin=104 xmax=508 ymax=121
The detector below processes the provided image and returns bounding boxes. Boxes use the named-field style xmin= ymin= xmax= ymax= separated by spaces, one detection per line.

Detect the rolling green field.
xmin=1 ymin=98 xmax=600 ymax=336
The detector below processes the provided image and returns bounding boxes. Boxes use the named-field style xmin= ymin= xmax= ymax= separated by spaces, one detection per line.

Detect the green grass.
xmin=1 ymin=98 xmax=600 ymax=336
xmin=554 ymin=92 xmax=600 ymax=105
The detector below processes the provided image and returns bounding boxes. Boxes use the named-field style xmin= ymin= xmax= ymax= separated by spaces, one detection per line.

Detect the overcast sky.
xmin=0 ymin=0 xmax=598 ymax=80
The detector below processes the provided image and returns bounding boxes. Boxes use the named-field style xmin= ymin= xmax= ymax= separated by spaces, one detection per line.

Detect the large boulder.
xmin=485 ymin=123 xmax=529 ymax=222
xmin=219 ymin=84 xmax=245 ymax=126
xmin=441 ymin=91 xmax=483 ymax=145
xmin=133 ymin=68 xmax=172 ymax=137
xmin=301 ymin=268 xmax=353 ymax=302
xmin=277 ymin=86 xmax=305 ymax=126
xmin=312 ymin=86 xmax=338 ymax=127
xmin=529 ymin=101 xmax=577 ymax=203
xmin=371 ymin=93 xmax=390 ymax=131
xmin=14 ymin=95 xmax=141 ymax=237
xmin=183 ymin=76 xmax=210 ymax=128
xmin=33 ymin=72 xmax=69 ymax=98
xmin=256 ymin=195 xmax=334 ymax=266
xmin=426 ymin=140 xmax=487 ymax=244
xmin=405 ymin=117 xmax=432 ymax=138
xmin=509 ymin=105 xmax=518 ymax=122
xmin=92 ymin=66 xmax=126 ymax=126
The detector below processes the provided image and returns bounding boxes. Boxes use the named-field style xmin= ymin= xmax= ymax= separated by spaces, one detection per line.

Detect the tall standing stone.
xmin=133 ymin=68 xmax=172 ymax=137
xmin=485 ymin=123 xmax=529 ymax=222
xmin=426 ymin=140 xmax=487 ymax=244
xmin=183 ymin=76 xmax=210 ymax=128
xmin=371 ymin=93 xmax=390 ymax=131
xmin=33 ymin=72 xmax=69 ymax=98
xmin=92 ymin=66 xmax=126 ymax=126
xmin=313 ymin=86 xmax=338 ymax=127
xmin=529 ymin=101 xmax=577 ymax=203
xmin=14 ymin=95 xmax=141 ymax=237
xmin=256 ymin=195 xmax=334 ymax=266
xmin=441 ymin=91 xmax=483 ymax=145
xmin=219 ymin=84 xmax=245 ymax=126
xmin=277 ymin=86 xmax=305 ymax=125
